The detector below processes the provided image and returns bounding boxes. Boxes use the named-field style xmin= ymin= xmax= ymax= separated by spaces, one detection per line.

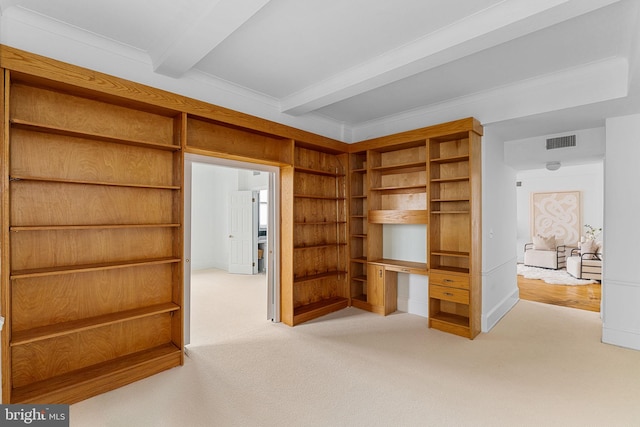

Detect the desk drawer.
xmin=430 ymin=284 xmax=469 ymax=304
xmin=429 ymin=272 xmax=469 ymax=289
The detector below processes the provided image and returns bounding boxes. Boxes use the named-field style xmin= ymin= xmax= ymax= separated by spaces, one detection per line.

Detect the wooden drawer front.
xmin=430 ymin=284 xmax=469 ymax=304
xmin=429 ymin=272 xmax=469 ymax=289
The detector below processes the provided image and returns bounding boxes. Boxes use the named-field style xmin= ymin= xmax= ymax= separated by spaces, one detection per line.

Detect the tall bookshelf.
xmin=281 ymin=144 xmax=349 ymax=325
xmin=2 ymin=74 xmax=184 ymax=403
xmin=348 ymin=151 xmax=369 ymax=310
xmin=428 ymin=131 xmax=482 ymax=339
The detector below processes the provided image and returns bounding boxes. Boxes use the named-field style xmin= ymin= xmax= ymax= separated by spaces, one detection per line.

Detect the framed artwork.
xmin=531 ymin=191 xmax=581 ymax=246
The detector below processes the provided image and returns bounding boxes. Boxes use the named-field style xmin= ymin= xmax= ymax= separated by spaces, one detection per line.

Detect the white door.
xmin=228 ymin=190 xmax=258 ymax=274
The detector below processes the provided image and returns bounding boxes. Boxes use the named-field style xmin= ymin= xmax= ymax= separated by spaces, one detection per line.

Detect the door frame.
xmin=183 ymin=153 xmax=281 ymax=345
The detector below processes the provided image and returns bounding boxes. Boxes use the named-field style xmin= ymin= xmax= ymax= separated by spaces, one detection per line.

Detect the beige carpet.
xmin=70 ymin=270 xmax=640 ymax=426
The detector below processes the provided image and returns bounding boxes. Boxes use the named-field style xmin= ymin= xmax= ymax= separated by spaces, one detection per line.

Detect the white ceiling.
xmin=1 ymin=0 xmax=639 ymax=150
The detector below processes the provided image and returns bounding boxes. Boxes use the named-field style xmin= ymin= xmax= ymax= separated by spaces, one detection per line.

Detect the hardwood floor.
xmin=517 ymin=275 xmax=601 ymax=312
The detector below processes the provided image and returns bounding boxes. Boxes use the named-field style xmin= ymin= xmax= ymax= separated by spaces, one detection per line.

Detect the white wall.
xmin=481 ymin=126 xmax=519 ymax=332
xmin=191 ymin=164 xmax=269 ymax=271
xmin=602 ymin=113 xmax=640 ymax=350
xmin=191 ymin=163 xmax=238 ymax=271
xmin=383 ymin=224 xmax=429 ymax=317
xmin=515 ymin=163 xmax=604 ymax=262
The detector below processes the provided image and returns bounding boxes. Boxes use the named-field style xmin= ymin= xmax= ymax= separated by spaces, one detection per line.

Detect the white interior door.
xmin=228 ymin=190 xmax=258 ymax=274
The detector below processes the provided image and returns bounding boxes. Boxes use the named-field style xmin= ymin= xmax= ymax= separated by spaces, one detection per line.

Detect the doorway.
xmin=183 ymin=153 xmax=280 ymax=346
xmin=515 ymin=162 xmax=603 ymax=312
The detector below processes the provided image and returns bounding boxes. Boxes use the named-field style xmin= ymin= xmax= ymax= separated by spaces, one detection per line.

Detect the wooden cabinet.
xmin=348 ymin=142 xmax=428 ymax=315
xmin=348 ymin=119 xmax=482 ymax=339
xmin=281 ymin=144 xmax=349 ymax=325
xmin=2 ymin=75 xmax=184 ymax=403
xmin=428 ymin=131 xmax=482 ymax=339
xmin=366 ymin=263 xmax=397 ymax=315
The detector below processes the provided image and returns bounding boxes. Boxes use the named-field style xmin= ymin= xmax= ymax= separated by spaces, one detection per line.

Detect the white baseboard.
xmin=483 ymin=289 xmax=519 ymax=332
xmin=481 ymin=257 xmax=519 ymax=333
xmin=602 ymin=327 xmax=640 ymax=351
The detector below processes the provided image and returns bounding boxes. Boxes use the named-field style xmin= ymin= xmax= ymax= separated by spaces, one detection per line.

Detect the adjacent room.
xmin=506 ymin=129 xmax=604 ymax=312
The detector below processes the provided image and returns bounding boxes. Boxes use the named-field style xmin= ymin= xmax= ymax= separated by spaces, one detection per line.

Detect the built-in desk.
xmin=351 ymin=260 xmax=427 ymax=316
xmin=368 ymin=259 xmax=428 ymax=275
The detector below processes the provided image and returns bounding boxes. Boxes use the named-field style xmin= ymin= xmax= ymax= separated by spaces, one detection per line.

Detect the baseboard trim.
xmin=482 ymin=288 xmax=519 ymax=333
xmin=602 ymin=327 xmax=640 ymax=351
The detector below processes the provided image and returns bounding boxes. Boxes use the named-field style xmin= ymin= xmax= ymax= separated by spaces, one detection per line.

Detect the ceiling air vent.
xmin=546 ymin=135 xmax=576 ymax=150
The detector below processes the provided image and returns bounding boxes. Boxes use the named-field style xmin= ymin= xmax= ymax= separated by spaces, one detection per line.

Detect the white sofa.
xmin=566 ymin=242 xmax=602 ymax=281
xmin=524 ymin=235 xmax=566 ymax=270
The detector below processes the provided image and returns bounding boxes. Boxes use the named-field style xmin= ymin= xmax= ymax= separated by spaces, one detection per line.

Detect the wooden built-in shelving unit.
xmin=347 ymin=122 xmax=482 ymax=339
xmin=281 ymin=144 xmax=349 ymax=325
xmin=3 ymin=73 xmax=184 ymax=404
xmin=427 ymin=132 xmax=482 ymax=338
xmin=1 ymin=45 xmax=484 ymax=405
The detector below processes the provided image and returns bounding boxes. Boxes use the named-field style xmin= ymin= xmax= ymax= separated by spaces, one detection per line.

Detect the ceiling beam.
xmin=151 ymin=0 xmax=271 ymax=78
xmin=281 ymin=0 xmax=621 ymax=116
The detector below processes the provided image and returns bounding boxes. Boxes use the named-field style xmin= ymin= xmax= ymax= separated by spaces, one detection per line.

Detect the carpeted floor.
xmin=69 ymin=269 xmax=640 ymax=426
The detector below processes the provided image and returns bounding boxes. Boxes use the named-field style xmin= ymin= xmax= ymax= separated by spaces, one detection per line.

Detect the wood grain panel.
xmin=10 ymin=181 xmax=175 ymax=226
xmin=295 ymin=146 xmax=346 ymax=173
xmin=292 ymin=277 xmax=344 ymax=308
xmin=351 ymin=118 xmax=480 ymax=152
xmin=12 ymin=264 xmax=174 ymax=331
xmin=293 ymin=198 xmax=343 ymax=224
xmin=187 ymin=117 xmax=291 ymax=165
xmin=10 ymin=128 xmax=176 ymax=186
xmin=11 ymin=228 xmax=174 ymax=271
xmin=11 ymin=314 xmax=172 ymax=388
xmin=10 ymin=83 xmax=175 ymax=145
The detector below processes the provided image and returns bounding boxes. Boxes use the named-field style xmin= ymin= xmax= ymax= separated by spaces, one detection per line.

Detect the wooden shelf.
xmin=369 ymin=184 xmax=426 ymax=194
xmin=371 ymin=161 xmax=426 ymax=174
xmin=294 ymin=166 xmax=344 ymax=177
xmin=351 ymin=234 xmax=367 ymax=238
xmin=10 ymin=119 xmax=181 ymax=152
xmin=430 ymin=176 xmax=469 ymax=183
xmin=369 ymin=209 xmax=428 ymax=224
xmin=294 ymin=243 xmax=347 ymax=250
xmin=10 ymin=175 xmax=180 ymax=190
xmin=11 ymin=303 xmax=180 ymax=346
xmin=11 ymin=224 xmax=181 ymax=232
xmin=431 ymin=198 xmax=469 ymax=202
xmin=294 ymin=221 xmax=346 ymax=225
xmin=351 ymin=168 xmax=366 ymax=173
xmin=11 ymin=257 xmax=182 ymax=279
xmin=430 ymin=211 xmax=469 ymax=215
xmin=430 ymin=155 xmax=469 ymax=164
xmin=351 ymin=194 xmax=367 ymax=199
xmin=429 ymin=265 xmax=470 ymax=274
xmin=369 ymin=259 xmax=428 ymax=275
xmin=293 ymin=297 xmax=349 ymax=325
xmin=351 ymin=257 xmax=368 ymax=264
xmin=293 ymin=194 xmax=346 ymax=200
xmin=10 ymin=343 xmax=182 ymax=404
xmin=351 ymin=275 xmax=367 ymax=282
xmin=430 ymin=250 xmax=469 ymax=258
xmin=293 ymin=270 xmax=347 ymax=284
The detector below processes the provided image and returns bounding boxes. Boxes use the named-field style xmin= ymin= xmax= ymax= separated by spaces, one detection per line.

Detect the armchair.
xmin=567 ymin=245 xmax=602 ymax=281
xmin=524 ymin=235 xmax=566 ymax=270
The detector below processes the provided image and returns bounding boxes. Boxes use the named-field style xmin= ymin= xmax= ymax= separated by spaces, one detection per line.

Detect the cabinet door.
xmin=366 ymin=264 xmax=397 ymax=315
xmin=367 ymin=264 xmax=385 ymax=308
